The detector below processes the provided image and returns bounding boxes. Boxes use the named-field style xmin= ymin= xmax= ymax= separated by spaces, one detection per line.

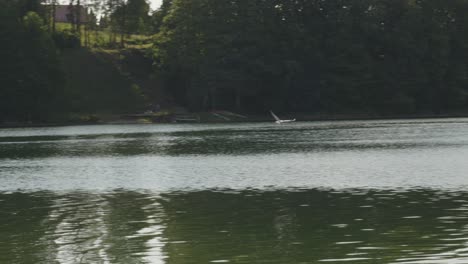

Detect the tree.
xmin=151 ymin=0 xmax=468 ymax=114
xmin=0 ymin=7 xmax=65 ymax=121
xmin=150 ymin=0 xmax=172 ymax=34
xmin=126 ymin=0 xmax=150 ymax=34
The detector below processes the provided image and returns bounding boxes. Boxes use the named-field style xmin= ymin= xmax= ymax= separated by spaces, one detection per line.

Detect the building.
xmin=53 ymin=5 xmax=88 ymax=24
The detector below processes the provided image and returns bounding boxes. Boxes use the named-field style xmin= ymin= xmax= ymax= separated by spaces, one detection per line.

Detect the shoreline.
xmin=1 ymin=112 xmax=468 ymax=129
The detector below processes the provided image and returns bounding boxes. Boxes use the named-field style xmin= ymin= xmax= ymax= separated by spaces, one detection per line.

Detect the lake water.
xmin=2 ymin=119 xmax=468 ymax=263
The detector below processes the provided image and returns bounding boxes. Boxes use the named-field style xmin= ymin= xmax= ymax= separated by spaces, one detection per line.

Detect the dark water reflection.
xmin=2 ymin=119 xmax=468 ymax=263
xmin=1 ymin=119 xmax=468 ymax=190
xmin=0 ymin=119 xmax=468 ymax=159
xmin=3 ymin=189 xmax=468 ymax=263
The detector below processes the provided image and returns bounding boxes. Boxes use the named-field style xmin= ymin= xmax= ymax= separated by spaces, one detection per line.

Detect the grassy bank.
xmin=55 ymin=23 xmax=153 ymax=49
xmin=61 ymin=48 xmax=148 ymax=116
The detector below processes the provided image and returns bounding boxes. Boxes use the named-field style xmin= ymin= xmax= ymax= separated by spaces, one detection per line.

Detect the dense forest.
xmin=0 ymin=0 xmax=152 ymax=122
xmin=154 ymin=0 xmax=468 ymax=114
xmin=0 ymin=1 xmax=64 ymax=121
xmin=3 ymin=0 xmax=468 ymax=123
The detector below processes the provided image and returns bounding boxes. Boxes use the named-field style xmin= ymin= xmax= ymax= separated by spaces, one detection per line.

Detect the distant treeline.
xmin=153 ymin=0 xmax=468 ymax=114
xmin=0 ymin=0 xmax=65 ymax=121
xmin=3 ymin=0 xmax=468 ymax=122
xmin=0 ymin=0 xmax=147 ymax=122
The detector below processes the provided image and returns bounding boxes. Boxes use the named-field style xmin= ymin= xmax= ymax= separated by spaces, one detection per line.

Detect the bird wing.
xmin=270 ymin=111 xmax=281 ymax=121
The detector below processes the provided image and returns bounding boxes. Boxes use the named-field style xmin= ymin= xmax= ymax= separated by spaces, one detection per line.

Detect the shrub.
xmin=52 ymin=29 xmax=80 ymax=49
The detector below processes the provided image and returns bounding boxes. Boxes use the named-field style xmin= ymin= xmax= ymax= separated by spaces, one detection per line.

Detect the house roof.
xmin=52 ymin=5 xmax=88 ymax=23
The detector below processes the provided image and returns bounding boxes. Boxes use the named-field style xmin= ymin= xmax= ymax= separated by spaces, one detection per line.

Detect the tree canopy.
xmin=0 ymin=1 xmax=64 ymax=121
xmin=153 ymin=0 xmax=468 ymax=114
xmin=3 ymin=0 xmax=468 ymax=122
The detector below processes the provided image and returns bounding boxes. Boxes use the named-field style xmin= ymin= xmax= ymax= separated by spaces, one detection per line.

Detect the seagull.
xmin=270 ymin=110 xmax=296 ymax=124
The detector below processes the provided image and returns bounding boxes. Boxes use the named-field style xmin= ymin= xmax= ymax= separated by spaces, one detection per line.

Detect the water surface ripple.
xmin=1 ymin=118 xmax=468 ymax=263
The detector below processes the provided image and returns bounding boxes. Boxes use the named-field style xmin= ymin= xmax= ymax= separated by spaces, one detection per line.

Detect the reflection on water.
xmin=1 ymin=118 xmax=468 ymax=159
xmin=1 ymin=119 xmax=468 ymax=190
xmin=2 ymin=118 xmax=468 ymax=263
xmin=3 ymin=189 xmax=468 ymax=263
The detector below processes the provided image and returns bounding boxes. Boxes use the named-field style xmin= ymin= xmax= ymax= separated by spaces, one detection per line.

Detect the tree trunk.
xmin=52 ymin=0 xmax=56 ymax=33
xmin=84 ymin=24 xmax=88 ymax=47
xmin=46 ymin=0 xmax=51 ymax=32
xmin=120 ymin=3 xmax=126 ymax=48
xmin=68 ymin=1 xmax=76 ymax=32
xmin=76 ymin=0 xmax=81 ymax=35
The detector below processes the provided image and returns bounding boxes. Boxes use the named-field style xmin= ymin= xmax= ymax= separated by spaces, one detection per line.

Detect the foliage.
xmin=152 ymin=0 xmax=468 ymax=114
xmin=0 ymin=5 xmax=65 ymax=122
xmin=61 ymin=49 xmax=148 ymax=114
xmin=106 ymin=0 xmax=152 ymax=47
xmin=52 ymin=29 xmax=81 ymax=49
xmin=0 ymin=0 xmax=150 ymax=123
xmin=126 ymin=0 xmax=151 ymax=34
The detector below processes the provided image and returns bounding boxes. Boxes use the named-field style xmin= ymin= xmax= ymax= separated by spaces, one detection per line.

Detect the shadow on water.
xmin=3 ymin=189 xmax=468 ymax=263
xmin=2 ymin=120 xmax=468 ymax=262
xmin=1 ymin=120 xmax=468 ymax=159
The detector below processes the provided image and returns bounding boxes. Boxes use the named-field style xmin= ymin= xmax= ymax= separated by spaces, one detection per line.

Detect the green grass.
xmin=55 ymin=22 xmax=153 ymax=49
xmin=61 ymin=48 xmax=147 ymax=114
xmin=54 ymin=23 xmax=157 ymax=117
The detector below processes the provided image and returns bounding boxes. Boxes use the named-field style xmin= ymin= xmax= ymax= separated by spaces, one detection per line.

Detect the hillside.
xmin=61 ymin=48 xmax=169 ymax=121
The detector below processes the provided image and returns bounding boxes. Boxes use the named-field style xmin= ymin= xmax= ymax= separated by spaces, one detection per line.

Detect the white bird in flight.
xmin=270 ymin=111 xmax=296 ymax=124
